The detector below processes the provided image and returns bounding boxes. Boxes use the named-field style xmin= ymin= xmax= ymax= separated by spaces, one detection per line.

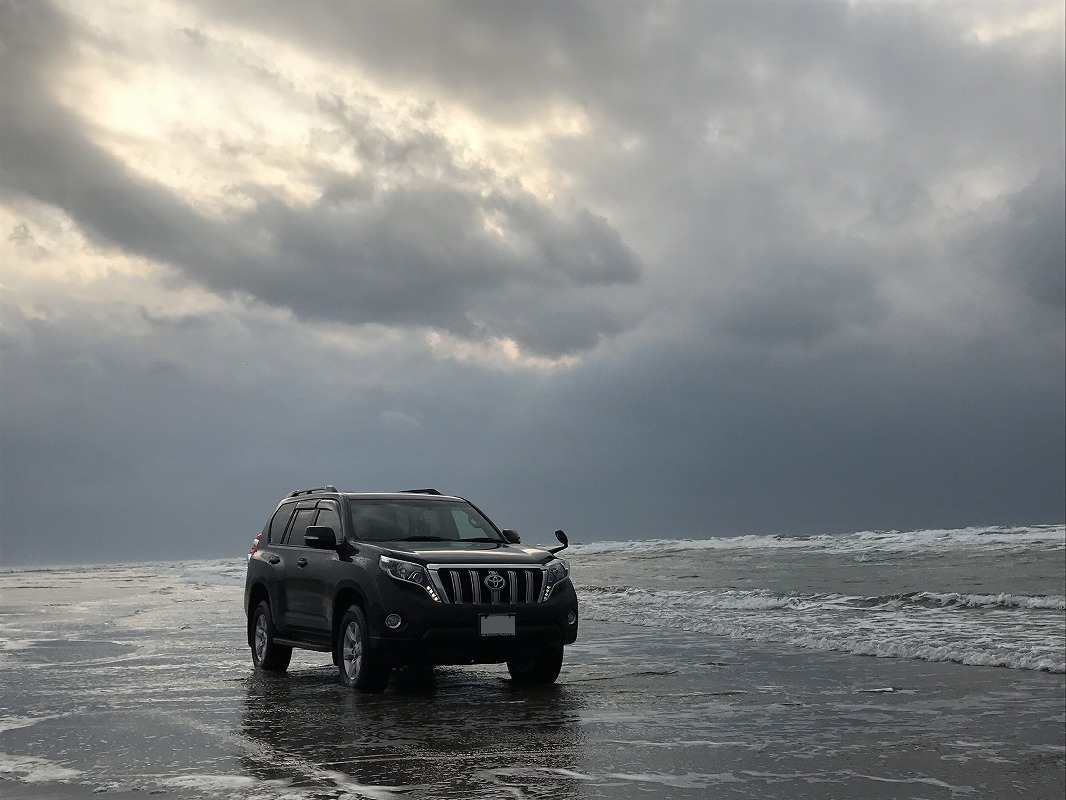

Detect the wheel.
xmin=507 ymin=646 xmax=563 ymax=685
xmin=338 ymin=605 xmax=390 ymax=693
xmin=251 ymin=600 xmax=292 ymax=672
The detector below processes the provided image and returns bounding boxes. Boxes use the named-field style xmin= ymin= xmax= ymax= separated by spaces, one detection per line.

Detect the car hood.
xmin=377 ymin=541 xmax=553 ymax=566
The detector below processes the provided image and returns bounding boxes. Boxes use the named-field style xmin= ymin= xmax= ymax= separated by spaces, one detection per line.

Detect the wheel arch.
xmin=332 ymin=587 xmax=368 ymax=663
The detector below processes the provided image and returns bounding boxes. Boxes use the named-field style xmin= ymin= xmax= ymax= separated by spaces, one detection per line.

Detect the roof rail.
xmin=287 ymin=485 xmax=339 ymax=497
xmin=400 ymin=488 xmax=442 ymax=495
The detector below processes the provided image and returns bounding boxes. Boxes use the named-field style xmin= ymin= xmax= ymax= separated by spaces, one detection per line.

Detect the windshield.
xmin=349 ymin=498 xmax=503 ymax=543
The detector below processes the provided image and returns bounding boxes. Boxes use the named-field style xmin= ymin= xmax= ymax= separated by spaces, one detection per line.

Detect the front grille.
xmin=431 ymin=566 xmax=545 ymax=605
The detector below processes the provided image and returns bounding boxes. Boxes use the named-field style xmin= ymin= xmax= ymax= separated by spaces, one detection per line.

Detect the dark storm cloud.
xmin=2 ymin=286 xmax=1061 ymax=565
xmin=0 ymin=1 xmax=643 ymax=358
xmin=239 ymin=182 xmax=639 ymax=352
xmin=0 ymin=295 xmax=540 ymax=564
xmin=960 ymin=170 xmax=1066 ymax=313
xmin=715 ymin=235 xmax=888 ymax=347
xmin=193 ymin=0 xmax=1063 ymax=158
xmin=0 ymin=0 xmax=1063 ymax=565
xmin=246 ymin=0 xmax=1059 ymax=361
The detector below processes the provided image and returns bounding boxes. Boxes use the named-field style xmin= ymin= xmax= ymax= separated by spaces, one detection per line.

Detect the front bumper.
xmin=366 ymin=579 xmax=579 ymax=667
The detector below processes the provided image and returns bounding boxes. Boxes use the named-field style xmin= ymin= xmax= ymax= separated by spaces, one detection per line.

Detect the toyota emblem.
xmin=484 ymin=571 xmax=506 ymax=591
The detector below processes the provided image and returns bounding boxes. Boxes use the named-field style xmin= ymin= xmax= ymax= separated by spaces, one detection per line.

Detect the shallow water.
xmin=0 ymin=528 xmax=1063 ymax=798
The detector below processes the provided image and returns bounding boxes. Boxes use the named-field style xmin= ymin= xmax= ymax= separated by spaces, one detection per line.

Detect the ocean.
xmin=1 ymin=524 xmax=1063 ymax=798
xmin=571 ymin=524 xmax=1066 ymax=674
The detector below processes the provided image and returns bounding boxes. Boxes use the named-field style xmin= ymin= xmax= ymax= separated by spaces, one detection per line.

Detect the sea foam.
xmin=578 ymin=584 xmax=1066 ymax=673
xmin=571 ymin=524 xmax=1065 ymax=556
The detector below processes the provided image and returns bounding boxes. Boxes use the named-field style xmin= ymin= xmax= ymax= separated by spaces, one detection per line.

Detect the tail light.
xmin=248 ymin=533 xmax=262 ymax=561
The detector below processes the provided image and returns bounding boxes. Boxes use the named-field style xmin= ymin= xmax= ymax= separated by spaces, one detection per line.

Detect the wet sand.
xmin=3 ymin=618 xmax=1063 ymax=799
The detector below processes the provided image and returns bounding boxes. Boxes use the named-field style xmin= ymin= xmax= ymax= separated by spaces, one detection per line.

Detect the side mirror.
xmin=502 ymin=529 xmax=521 ymax=544
xmin=304 ymin=525 xmax=338 ymax=550
xmin=548 ymin=529 xmax=568 ymax=554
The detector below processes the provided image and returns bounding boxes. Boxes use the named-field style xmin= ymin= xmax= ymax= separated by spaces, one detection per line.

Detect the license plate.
xmin=479 ymin=614 xmax=516 ymax=636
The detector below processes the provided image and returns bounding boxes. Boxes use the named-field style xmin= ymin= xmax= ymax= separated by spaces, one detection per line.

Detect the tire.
xmin=337 ymin=605 xmax=390 ymax=693
xmin=251 ymin=600 xmax=292 ymax=672
xmin=507 ymin=646 xmax=563 ymax=685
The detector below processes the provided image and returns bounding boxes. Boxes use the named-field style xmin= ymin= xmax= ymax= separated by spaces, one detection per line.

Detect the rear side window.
xmin=268 ymin=505 xmax=295 ymax=544
xmin=283 ymin=508 xmax=318 ymax=546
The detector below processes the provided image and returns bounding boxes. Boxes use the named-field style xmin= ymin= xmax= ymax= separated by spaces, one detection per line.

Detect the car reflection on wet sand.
xmin=241 ymin=666 xmax=589 ymax=798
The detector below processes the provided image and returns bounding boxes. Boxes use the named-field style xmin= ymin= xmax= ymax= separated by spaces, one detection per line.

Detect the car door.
xmin=256 ymin=502 xmax=297 ymax=628
xmin=283 ymin=502 xmax=341 ymax=637
xmin=276 ymin=505 xmax=318 ymax=631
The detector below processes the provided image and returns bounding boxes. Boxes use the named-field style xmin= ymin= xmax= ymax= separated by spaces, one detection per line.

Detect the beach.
xmin=2 ymin=618 xmax=1063 ymax=799
xmin=1 ymin=528 xmax=1064 ymax=798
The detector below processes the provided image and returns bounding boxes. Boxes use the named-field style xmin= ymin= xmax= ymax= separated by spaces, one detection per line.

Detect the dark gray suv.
xmin=244 ymin=487 xmax=578 ymax=692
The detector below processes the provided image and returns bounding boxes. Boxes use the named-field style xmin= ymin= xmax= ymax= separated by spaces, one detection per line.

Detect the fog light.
xmin=566 ymin=611 xmax=577 ymax=626
xmin=385 ymin=614 xmax=403 ymax=630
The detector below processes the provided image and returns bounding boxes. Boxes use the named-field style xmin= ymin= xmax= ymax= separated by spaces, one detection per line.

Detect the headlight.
xmin=379 ymin=555 xmax=441 ymax=602
xmin=541 ymin=558 xmax=570 ymax=601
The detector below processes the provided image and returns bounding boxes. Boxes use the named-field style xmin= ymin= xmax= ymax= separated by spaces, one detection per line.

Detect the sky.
xmin=1 ymin=0 xmax=1063 ymax=566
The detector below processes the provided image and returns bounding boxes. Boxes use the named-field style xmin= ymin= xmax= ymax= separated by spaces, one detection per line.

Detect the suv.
xmin=244 ymin=487 xmax=578 ymax=692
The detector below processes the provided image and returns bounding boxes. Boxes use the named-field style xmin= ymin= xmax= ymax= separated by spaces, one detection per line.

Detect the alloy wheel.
xmin=254 ymin=614 xmax=269 ymax=663
xmin=343 ymin=621 xmax=363 ymax=680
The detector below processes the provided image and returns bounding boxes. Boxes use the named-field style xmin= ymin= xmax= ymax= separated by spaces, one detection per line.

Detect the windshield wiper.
xmin=463 ymin=537 xmax=505 ymax=543
xmin=398 ymin=535 xmax=450 ymax=542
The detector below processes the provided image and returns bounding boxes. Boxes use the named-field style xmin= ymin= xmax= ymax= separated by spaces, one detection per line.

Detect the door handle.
xmin=268 ymin=555 xmax=280 ymax=565
xmin=297 ymin=558 xmax=308 ymax=568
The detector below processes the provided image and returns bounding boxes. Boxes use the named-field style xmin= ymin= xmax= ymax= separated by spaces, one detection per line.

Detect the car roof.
xmin=344 ymin=492 xmax=463 ymax=501
xmin=281 ymin=488 xmax=463 ymax=502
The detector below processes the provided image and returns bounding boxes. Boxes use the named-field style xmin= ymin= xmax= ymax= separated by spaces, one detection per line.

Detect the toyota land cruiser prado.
xmin=244 ymin=487 xmax=578 ymax=692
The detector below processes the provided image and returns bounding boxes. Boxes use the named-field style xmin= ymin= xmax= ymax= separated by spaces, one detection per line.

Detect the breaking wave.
xmin=571 ymin=524 xmax=1065 ymax=556
xmin=577 ymin=585 xmax=1066 ymax=673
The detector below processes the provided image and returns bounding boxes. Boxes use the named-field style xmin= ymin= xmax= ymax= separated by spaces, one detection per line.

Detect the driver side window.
xmin=316 ymin=506 xmax=341 ymax=536
xmin=450 ymin=508 xmax=490 ymax=540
